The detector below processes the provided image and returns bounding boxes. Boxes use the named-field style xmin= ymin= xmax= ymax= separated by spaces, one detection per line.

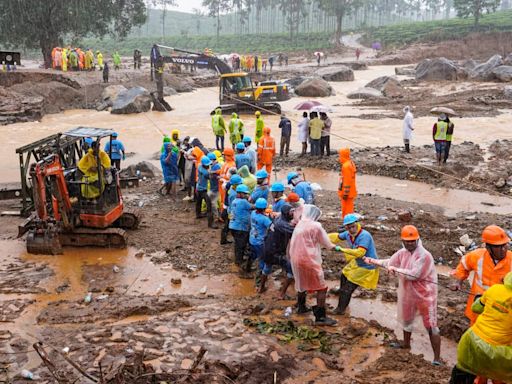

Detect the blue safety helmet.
xmin=207 ymin=152 xmax=217 ymax=161
xmin=236 ymin=184 xmax=250 ymax=194
xmin=255 ymin=169 xmax=268 ymax=179
xmin=230 ymin=175 xmax=243 ymax=185
xmin=201 ymin=156 xmax=212 ymax=166
xmin=255 ymin=198 xmax=268 ymax=209
xmin=236 ymin=142 xmax=245 ymax=151
xmin=270 ymin=182 xmax=285 ymax=192
xmin=287 ymin=171 xmax=299 ymax=184
xmin=112 ymin=132 xmax=118 ymax=137
xmin=211 ymin=163 xmax=221 ymax=171
xmin=84 ymin=137 xmax=93 ymax=145
xmin=243 ymin=136 xmax=252 ymax=143
xmin=343 ymin=213 xmax=359 ymax=226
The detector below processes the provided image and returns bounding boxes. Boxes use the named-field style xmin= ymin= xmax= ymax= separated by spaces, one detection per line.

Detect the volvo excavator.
xmin=156 ymin=45 xmax=289 ymax=114
xmin=17 ymin=127 xmax=140 ymax=254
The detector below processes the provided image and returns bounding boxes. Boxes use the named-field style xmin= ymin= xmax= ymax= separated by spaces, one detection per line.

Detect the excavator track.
xmin=114 ymin=208 xmax=142 ymax=230
xmin=59 ymin=227 xmax=128 ymax=249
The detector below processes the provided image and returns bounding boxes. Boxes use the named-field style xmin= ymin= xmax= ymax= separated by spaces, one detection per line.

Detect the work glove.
xmin=334 ymin=245 xmax=342 ymax=252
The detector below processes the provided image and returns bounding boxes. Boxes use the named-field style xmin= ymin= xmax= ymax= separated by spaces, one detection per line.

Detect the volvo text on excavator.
xmin=155 ymin=45 xmax=289 ymax=115
xmin=17 ymin=127 xmax=140 ymax=254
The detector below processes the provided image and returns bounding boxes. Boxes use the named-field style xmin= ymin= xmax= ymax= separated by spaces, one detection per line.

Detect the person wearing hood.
xmin=364 ymin=225 xmax=441 ymax=366
xmin=196 ymin=156 xmax=213 ymax=226
xmin=212 ymin=108 xmax=227 ymax=151
xmin=402 ymin=106 xmax=414 ymax=153
xmin=250 ymin=169 xmax=269 ymax=203
xmin=257 ymin=127 xmax=275 ymax=182
xmin=255 ymin=111 xmax=265 ymax=143
xmin=289 ymin=204 xmax=342 ymax=325
xmin=433 ymin=113 xmax=448 ymax=166
xmin=208 ymin=156 xmax=222 ymax=229
xmin=221 ymin=172 xmax=241 ymax=245
xmin=112 ymin=51 xmax=121 ymax=70
xmin=235 ymin=142 xmax=252 ymax=171
xmin=261 ymin=203 xmax=295 ymax=297
xmin=228 ymin=112 xmax=244 ymax=146
xmin=243 ymin=136 xmax=257 ymax=174
xmin=450 ymin=272 xmax=512 ymax=384
xmin=333 ymin=214 xmax=379 ymax=315
xmin=96 ymin=50 xmax=104 ymax=70
xmin=170 ymin=129 xmax=180 ymax=145
xmin=219 ymin=148 xmax=235 ymax=214
xmin=78 ymin=140 xmax=111 ymax=199
xmin=159 ymin=142 xmax=179 ymax=197
xmin=238 ymin=165 xmax=257 ymax=192
xmin=287 ymin=172 xmax=314 ymax=205
xmin=338 ymin=148 xmax=357 ymax=218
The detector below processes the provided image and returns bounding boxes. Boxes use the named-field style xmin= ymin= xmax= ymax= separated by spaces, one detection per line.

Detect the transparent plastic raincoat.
xmin=373 ymin=240 xmax=438 ymax=330
xmin=289 ymin=205 xmax=336 ymax=292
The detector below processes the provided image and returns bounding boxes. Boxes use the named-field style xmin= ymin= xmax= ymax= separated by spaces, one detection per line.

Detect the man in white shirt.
xmin=402 ymin=106 xmax=414 ymax=153
xmin=297 ymin=111 xmax=309 ymax=156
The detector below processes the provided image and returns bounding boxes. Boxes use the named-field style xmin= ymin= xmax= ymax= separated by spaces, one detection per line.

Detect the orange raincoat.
xmin=338 ymin=148 xmax=357 ymax=217
xmin=219 ymin=148 xmax=235 ymax=213
xmin=257 ymin=127 xmax=275 ymax=179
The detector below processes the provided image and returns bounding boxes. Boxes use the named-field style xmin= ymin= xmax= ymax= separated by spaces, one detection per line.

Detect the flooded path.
xmin=2 ymin=65 xmax=512 ymax=183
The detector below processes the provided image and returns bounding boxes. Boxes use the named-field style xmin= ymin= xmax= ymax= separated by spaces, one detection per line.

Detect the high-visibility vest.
xmin=434 ymin=121 xmax=448 ymax=141
xmin=212 ymin=115 xmax=224 ymax=135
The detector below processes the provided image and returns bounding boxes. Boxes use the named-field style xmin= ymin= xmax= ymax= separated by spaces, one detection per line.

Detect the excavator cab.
xmin=19 ymin=127 xmax=139 ymax=254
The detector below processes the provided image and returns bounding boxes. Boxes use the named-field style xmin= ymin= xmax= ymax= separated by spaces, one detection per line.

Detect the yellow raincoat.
xmin=78 ymin=149 xmax=111 ymax=198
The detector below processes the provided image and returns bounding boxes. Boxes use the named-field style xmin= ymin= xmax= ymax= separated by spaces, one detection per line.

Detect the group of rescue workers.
xmin=80 ymin=106 xmax=511 ymax=384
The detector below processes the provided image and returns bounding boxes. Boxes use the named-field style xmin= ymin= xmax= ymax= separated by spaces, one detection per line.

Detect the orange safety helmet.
xmin=482 ymin=225 xmax=510 ymax=245
xmin=223 ymin=147 xmax=234 ymax=156
xmin=264 ymin=127 xmax=271 ymax=134
xmin=401 ymin=225 xmax=420 ymax=241
xmin=286 ymin=192 xmax=300 ymax=203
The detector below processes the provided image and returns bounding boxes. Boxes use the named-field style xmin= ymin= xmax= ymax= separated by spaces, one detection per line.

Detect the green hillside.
xmin=363 ymin=9 xmax=512 ymax=47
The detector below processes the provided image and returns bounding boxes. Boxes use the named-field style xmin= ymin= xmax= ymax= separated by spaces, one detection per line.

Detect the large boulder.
xmin=462 ymin=59 xmax=479 ymax=71
xmin=295 ymin=78 xmax=334 ymax=97
xmin=347 ymin=87 xmax=383 ymax=99
xmin=101 ymin=85 xmax=127 ymax=104
xmin=415 ymin=58 xmax=463 ymax=81
xmin=120 ymin=161 xmax=161 ymax=179
xmin=315 ymin=65 xmax=354 ymax=81
xmin=505 ymin=86 xmax=512 ymax=100
xmin=395 ymin=66 xmax=416 ymax=76
xmin=470 ymin=54 xmax=503 ymax=81
xmin=365 ymin=76 xmax=402 ymax=97
xmin=111 ymin=86 xmax=151 ymax=114
xmin=503 ymin=53 xmax=512 ymax=66
xmin=492 ymin=66 xmax=512 ymax=82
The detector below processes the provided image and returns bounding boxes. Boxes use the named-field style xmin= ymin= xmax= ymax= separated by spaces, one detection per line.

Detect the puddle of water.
xmin=276 ymin=168 xmax=512 ymax=216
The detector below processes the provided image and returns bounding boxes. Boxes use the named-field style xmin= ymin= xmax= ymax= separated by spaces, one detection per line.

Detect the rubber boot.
xmin=313 ymin=306 xmax=337 ymax=326
xmin=208 ymin=215 xmax=219 ymax=229
xmin=405 ymin=143 xmax=410 ymax=153
xmin=296 ymin=291 xmax=311 ymax=314
xmin=244 ymin=257 xmax=252 ymax=273
xmin=334 ymin=289 xmax=351 ymax=315
xmin=258 ymin=274 xmax=267 ymax=293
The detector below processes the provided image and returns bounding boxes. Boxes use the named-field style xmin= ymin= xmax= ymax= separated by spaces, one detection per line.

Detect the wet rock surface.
xmin=315 ymin=65 xmax=355 ymax=81
xmin=111 ymin=86 xmax=151 ymax=114
xmin=415 ymin=57 xmax=465 ymax=81
xmin=294 ymin=77 xmax=334 ymax=97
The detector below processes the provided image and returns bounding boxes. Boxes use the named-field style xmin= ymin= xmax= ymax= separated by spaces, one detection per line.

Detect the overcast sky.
xmin=173 ymin=0 xmax=205 ymax=13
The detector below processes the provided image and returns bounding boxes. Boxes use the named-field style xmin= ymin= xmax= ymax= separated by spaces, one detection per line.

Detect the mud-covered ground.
xmin=275 ymin=141 xmax=512 ymax=195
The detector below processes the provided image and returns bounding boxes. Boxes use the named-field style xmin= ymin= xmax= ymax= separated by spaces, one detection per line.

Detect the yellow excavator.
xmin=156 ymin=45 xmax=289 ymax=114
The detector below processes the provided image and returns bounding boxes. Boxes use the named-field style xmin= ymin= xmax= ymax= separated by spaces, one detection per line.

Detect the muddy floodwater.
xmin=2 ymin=65 xmax=512 ymax=183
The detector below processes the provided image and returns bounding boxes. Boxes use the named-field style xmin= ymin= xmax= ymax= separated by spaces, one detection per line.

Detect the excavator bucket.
xmin=26 ymin=229 xmax=63 ymax=255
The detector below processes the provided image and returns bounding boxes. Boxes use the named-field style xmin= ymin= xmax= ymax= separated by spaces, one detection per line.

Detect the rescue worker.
xmin=338 ymin=148 xmax=357 ymax=218
xmin=85 ymin=49 xmax=94 ymax=71
xmin=287 ymin=172 xmax=314 ymax=204
xmin=257 ymin=127 xmax=275 ymax=181
xmin=255 ymin=111 xmax=264 ymax=143
xmin=228 ymin=112 xmax=243 ymax=147
xmin=103 ymin=62 xmax=109 ymax=83
xmin=250 ymin=170 xmax=269 ymax=203
xmin=365 ymin=225 xmax=441 ymax=365
xmin=403 ymin=106 xmax=414 ymax=153
xmin=221 ymin=173 xmax=242 ymax=245
xmin=261 ymin=204 xmax=295 ymax=297
xmin=219 ymin=148 xmax=235 ymax=214
xmin=196 ymin=156 xmax=213 ymax=226
xmin=451 ymin=225 xmax=512 ymax=325
xmin=248 ymin=198 xmax=273 ymax=274
xmin=243 ymin=136 xmax=257 ymax=174
xmin=171 ymin=129 xmax=180 ymax=145
xmin=78 ymin=140 xmax=111 ymax=199
xmin=433 ymin=113 xmax=448 ymax=166
xmin=278 ymin=114 xmax=292 ymax=157
xmin=113 ymin=51 xmax=121 ymax=70
xmin=212 ymin=108 xmax=227 ymax=151
xmin=133 ymin=49 xmax=142 ymax=70
xmin=61 ymin=48 xmax=68 ymax=72
xmin=235 ymin=142 xmax=252 ymax=170
xmin=333 ymin=213 xmax=379 ymax=315
xmin=444 ymin=116 xmax=455 ymax=163
xmin=289 ymin=204 xmax=341 ymax=325
xmin=297 ymin=111 xmax=309 ymax=156
xmin=309 ymin=112 xmax=323 ymax=156
xmin=96 ymin=50 xmax=104 ymax=70
xmin=238 ymin=165 xmax=256 ymax=192
xmin=450 ymin=272 xmax=512 ymax=384
xmin=208 ymin=155 xmax=221 ymax=229
xmin=104 ymin=132 xmax=125 ymax=170
xmin=319 ymin=112 xmax=331 ymax=156
xmin=159 ymin=142 xmax=179 ymax=197
xmin=270 ymin=182 xmax=286 ymax=214
xmin=229 ymin=184 xmax=252 ymax=266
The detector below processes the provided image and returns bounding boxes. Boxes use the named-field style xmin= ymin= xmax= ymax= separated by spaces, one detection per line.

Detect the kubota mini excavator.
xmin=18 ymin=127 xmax=140 ymax=254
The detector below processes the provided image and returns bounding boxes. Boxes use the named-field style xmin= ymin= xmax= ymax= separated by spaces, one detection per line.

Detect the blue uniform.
xmin=227 ymin=187 xmax=237 ymax=207
xmin=250 ymin=185 xmax=269 ymax=202
xmin=210 ymin=164 xmax=221 ymax=193
xmin=229 ymin=198 xmax=252 ymax=232
xmin=272 ymin=198 xmax=286 ymax=213
xmin=245 ymin=147 xmax=257 ymax=173
xmin=235 ymin=153 xmax=252 ymax=170
xmin=293 ymin=181 xmax=314 ymax=204
xmin=338 ymin=229 xmax=378 ymax=269
xmin=249 ymin=211 xmax=273 ymax=246
xmin=160 ymin=149 xmax=178 ymax=183
xmin=104 ymin=139 xmax=125 ymax=160
xmin=197 ymin=165 xmax=210 ymax=192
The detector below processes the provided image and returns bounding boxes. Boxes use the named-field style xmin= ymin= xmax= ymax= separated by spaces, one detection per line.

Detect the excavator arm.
xmin=156 ymin=45 xmax=232 ymax=74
